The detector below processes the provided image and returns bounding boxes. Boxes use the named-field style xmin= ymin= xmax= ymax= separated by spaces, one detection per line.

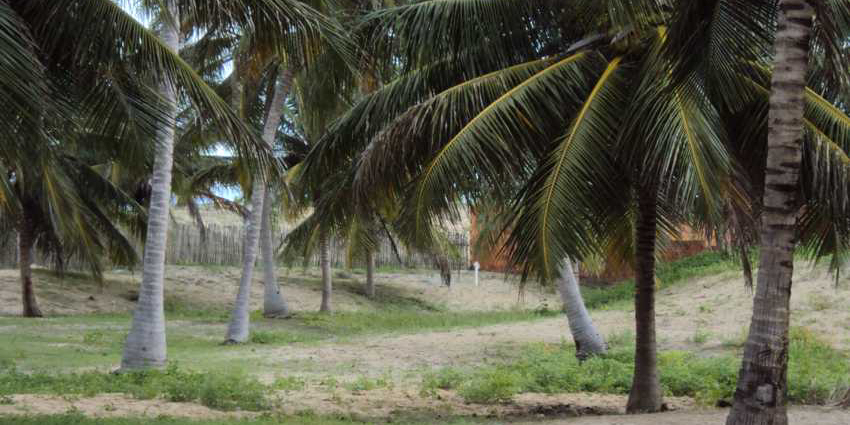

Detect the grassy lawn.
xmin=0 ymin=414 xmax=487 ymax=425
xmin=580 ymin=250 xmax=744 ymax=310
xmin=0 ymin=306 xmax=559 ymax=373
xmin=0 ymin=251 xmax=776 ymax=421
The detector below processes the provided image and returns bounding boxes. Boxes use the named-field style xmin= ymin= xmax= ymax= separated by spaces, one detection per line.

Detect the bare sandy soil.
xmin=0 ymin=265 xmax=558 ymax=316
xmin=255 ymin=265 xmax=850 ymax=386
xmin=0 ymin=394 xmax=251 ymax=420
xmin=515 ymin=406 xmax=850 ymax=425
xmin=2 ymin=262 xmax=850 ymax=423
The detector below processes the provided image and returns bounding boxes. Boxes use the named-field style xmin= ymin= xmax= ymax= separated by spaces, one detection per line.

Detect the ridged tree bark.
xmin=19 ymin=206 xmax=42 ymax=318
xmin=726 ymin=2 xmax=814 ymax=424
xmin=556 ymin=257 xmax=606 ymax=360
xmin=121 ymin=2 xmax=178 ymax=370
xmin=626 ymin=186 xmax=663 ymax=413
xmin=319 ymin=232 xmax=332 ymax=312
xmin=365 ymin=249 xmax=376 ymax=298
xmin=259 ymin=70 xmax=293 ymax=318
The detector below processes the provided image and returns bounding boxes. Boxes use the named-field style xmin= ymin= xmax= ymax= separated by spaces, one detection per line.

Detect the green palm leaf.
xmin=398 ymin=51 xmax=608 ymax=248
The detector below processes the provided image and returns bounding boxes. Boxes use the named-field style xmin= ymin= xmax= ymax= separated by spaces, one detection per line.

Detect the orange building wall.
xmin=469 ymin=213 xmax=715 ymax=281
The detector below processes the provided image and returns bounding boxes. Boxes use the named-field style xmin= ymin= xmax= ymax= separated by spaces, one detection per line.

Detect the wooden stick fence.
xmin=0 ymin=223 xmax=469 ymax=272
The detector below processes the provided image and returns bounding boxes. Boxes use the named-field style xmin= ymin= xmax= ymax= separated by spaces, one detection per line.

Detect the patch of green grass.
xmin=296 ymin=308 xmax=558 ymax=336
xmin=457 ymin=369 xmax=522 ymax=403
xmin=787 ymin=327 xmax=850 ymax=403
xmin=273 ymin=376 xmax=306 ymax=391
xmin=806 ymin=293 xmax=836 ymax=312
xmin=421 ymin=368 xmax=465 ymax=396
xmin=0 ymin=305 xmax=556 ymax=375
xmin=0 ymin=363 xmax=271 ymax=411
xmin=581 ymin=251 xmax=741 ymax=310
xmin=343 ymin=376 xmax=391 ymax=392
xmin=249 ymin=330 xmax=319 ymax=345
xmin=691 ymin=329 xmax=712 ymax=345
xmin=0 ymin=413 xmax=483 ymax=425
xmin=422 ymin=327 xmax=850 ymax=405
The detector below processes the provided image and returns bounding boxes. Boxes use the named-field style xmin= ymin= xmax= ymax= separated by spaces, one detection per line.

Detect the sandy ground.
xmin=0 ymin=394 xmax=251 ymax=420
xmin=0 ymin=265 xmax=559 ymax=316
xmin=515 ymin=406 xmax=850 ymax=425
xmin=2 ymin=262 xmax=850 ymax=422
xmin=254 ymin=265 xmax=850 ymax=386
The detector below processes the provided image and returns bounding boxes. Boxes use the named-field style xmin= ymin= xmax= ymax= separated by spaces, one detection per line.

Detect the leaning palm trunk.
xmin=726 ymin=2 xmax=814 ymax=424
xmin=18 ymin=208 xmax=42 ymax=318
xmin=319 ymin=232 xmax=332 ymax=312
xmin=224 ymin=182 xmax=266 ymax=343
xmin=556 ymin=257 xmax=606 ymax=360
xmin=259 ymin=71 xmax=293 ymax=318
xmin=226 ymin=67 xmax=291 ymax=337
xmin=120 ymin=4 xmax=179 ymax=370
xmin=261 ymin=190 xmax=289 ymax=317
xmin=626 ymin=186 xmax=663 ymax=413
xmin=365 ymin=249 xmax=376 ymax=298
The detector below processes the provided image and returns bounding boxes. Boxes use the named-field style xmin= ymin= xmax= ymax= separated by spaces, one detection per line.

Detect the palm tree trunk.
xmin=120 ymin=3 xmax=179 ymax=370
xmin=319 ymin=232 xmax=332 ymax=312
xmin=261 ymin=190 xmax=289 ymax=317
xmin=365 ymin=249 xmax=376 ymax=298
xmin=19 ymin=208 xmax=42 ymax=318
xmin=557 ymin=257 xmax=605 ymax=360
xmin=259 ymin=69 xmax=292 ymax=318
xmin=726 ymin=2 xmax=814 ymax=424
xmin=626 ymin=186 xmax=663 ymax=413
xmin=224 ymin=181 xmax=265 ymax=343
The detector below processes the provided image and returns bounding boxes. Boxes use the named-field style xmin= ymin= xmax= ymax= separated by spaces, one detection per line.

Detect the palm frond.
xmin=506 ymin=56 xmax=629 ymax=281
xmin=396 ymin=51 xmax=609 ymax=249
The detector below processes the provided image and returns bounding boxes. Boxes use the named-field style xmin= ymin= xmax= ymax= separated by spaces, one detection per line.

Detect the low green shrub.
xmin=343 ymin=376 xmax=390 ymax=392
xmin=788 ymin=327 xmax=850 ymax=403
xmin=424 ymin=328 xmax=849 ymax=405
xmin=273 ymin=376 xmax=307 ymax=391
xmin=457 ymin=369 xmax=522 ymax=404
xmin=0 ymin=363 xmax=271 ymax=411
xmin=421 ymin=367 xmax=465 ymax=396
xmin=581 ymin=251 xmax=741 ymax=310
xmin=297 ymin=308 xmax=558 ymax=336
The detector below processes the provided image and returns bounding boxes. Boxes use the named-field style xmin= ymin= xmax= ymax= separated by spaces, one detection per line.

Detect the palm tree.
xmin=664 ymin=1 xmax=850 ymax=422
xmin=121 ymin=0 xmax=182 ymax=371
xmin=1 ymin=155 xmax=146 ymax=318
xmin=225 ymin=65 xmax=293 ymax=342
xmin=306 ymin=1 xmax=729 ymax=411
xmin=2 ymin=0 xmax=273 ymax=323
xmin=556 ymin=257 xmax=607 ymax=359
xmin=725 ymin=2 xmax=815 ymax=423
xmin=117 ymin=0 xmax=351 ymax=367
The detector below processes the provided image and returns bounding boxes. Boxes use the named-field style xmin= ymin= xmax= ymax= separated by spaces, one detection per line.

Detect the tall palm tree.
xmin=121 ymin=0 xmax=182 ymax=371
xmin=665 ymin=1 xmax=850 ymax=422
xmin=116 ymin=0 xmax=352 ymax=367
xmin=306 ymin=1 xmax=728 ymax=411
xmin=725 ymin=2 xmax=814 ymax=424
xmin=3 ymin=0 xmax=282 ymax=326
xmin=225 ymin=65 xmax=293 ymax=342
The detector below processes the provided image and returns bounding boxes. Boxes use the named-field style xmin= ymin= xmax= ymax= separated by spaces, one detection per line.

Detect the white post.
xmin=473 ymin=262 xmax=480 ymax=287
